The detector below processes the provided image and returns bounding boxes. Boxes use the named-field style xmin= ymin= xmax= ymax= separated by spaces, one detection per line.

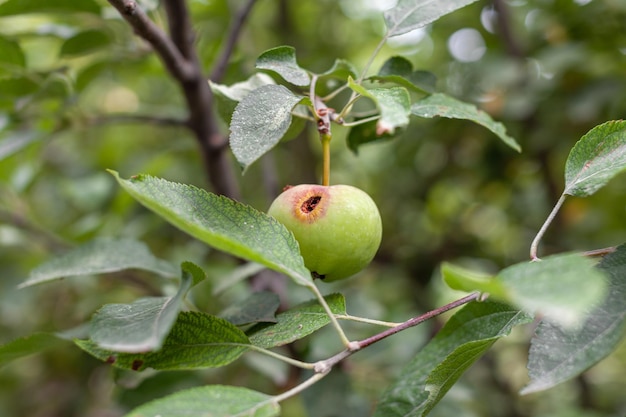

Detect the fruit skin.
xmin=267 ymin=184 xmax=382 ymax=282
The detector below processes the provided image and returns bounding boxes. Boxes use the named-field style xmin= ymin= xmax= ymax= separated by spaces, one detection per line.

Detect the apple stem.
xmin=321 ymin=133 xmax=331 ymax=186
xmin=310 ymin=75 xmax=333 ymax=186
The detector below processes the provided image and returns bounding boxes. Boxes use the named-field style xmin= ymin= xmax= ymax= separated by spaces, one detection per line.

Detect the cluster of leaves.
xmin=222 ymin=44 xmax=520 ymax=172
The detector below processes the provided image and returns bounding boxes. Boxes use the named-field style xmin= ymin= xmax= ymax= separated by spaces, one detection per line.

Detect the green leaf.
xmin=0 ymin=0 xmax=101 ymax=16
xmin=124 ymin=385 xmax=279 ymax=417
xmin=347 ymin=119 xmax=396 ymax=153
xmin=0 ymin=333 xmax=69 ymax=368
xmin=256 ymin=46 xmax=310 ymax=86
xmin=369 ymin=56 xmax=436 ymax=94
xmin=60 ymin=30 xmax=111 ymax=57
xmin=210 ymin=73 xmax=275 ymax=123
xmin=0 ymin=35 xmax=26 ymax=70
xmin=229 ymin=84 xmax=306 ymax=172
xmin=424 ymin=339 xmax=498 ymax=415
xmin=89 ymin=262 xmax=204 ymax=353
xmin=0 ymin=76 xmax=39 ymax=98
xmin=76 ymin=312 xmax=250 ymax=370
xmin=521 ymin=245 xmax=626 ymax=394
xmin=563 ymin=120 xmax=626 ymax=197
xmin=496 ymin=253 xmax=607 ymax=327
xmin=212 ymin=262 xmax=267 ymax=296
xmin=19 ymin=237 xmax=178 ymax=288
xmin=374 ymin=301 xmax=532 ymax=417
xmin=370 ymin=87 xmax=411 ymax=135
xmin=0 ymin=131 xmax=40 ymax=161
xmin=348 ymin=77 xmax=411 ymax=135
xmin=109 ymin=172 xmax=313 ymax=287
xmin=221 ymin=291 xmax=280 ymax=326
xmin=248 ymin=294 xmax=346 ymax=349
xmin=181 ymin=260 xmax=208 ymax=286
xmin=319 ymin=59 xmax=359 ymax=80
xmin=411 ymin=93 xmax=521 ymax=152
xmin=384 ymin=0 xmax=480 ymax=37
xmin=440 ymin=262 xmax=507 ymax=298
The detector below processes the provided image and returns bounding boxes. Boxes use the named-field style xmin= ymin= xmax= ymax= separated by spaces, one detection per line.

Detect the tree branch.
xmin=162 ymin=0 xmax=195 ymax=60
xmin=89 ymin=114 xmax=189 ymax=128
xmin=493 ymin=0 xmax=525 ymax=60
xmin=107 ymin=0 xmax=195 ymax=81
xmin=210 ymin=0 xmax=259 ymax=83
xmin=0 ymin=208 xmax=70 ymax=253
xmin=357 ymin=292 xmax=482 ymax=349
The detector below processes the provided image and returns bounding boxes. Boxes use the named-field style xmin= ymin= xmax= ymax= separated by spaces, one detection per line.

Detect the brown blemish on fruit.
xmin=301 ymin=196 xmax=321 ymax=213
xmin=292 ymin=187 xmax=329 ymax=223
xmin=282 ymin=184 xmax=294 ymax=191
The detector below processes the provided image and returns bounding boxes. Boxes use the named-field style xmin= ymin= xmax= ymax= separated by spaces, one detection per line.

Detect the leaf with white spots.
xmin=229 ymin=84 xmax=307 ymax=172
xmin=411 ymin=93 xmax=521 ymax=152
xmin=110 ymin=172 xmax=312 ymax=287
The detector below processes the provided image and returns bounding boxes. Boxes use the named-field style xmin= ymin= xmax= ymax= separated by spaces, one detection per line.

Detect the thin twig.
xmin=321 ymin=82 xmax=349 ymax=102
xmin=89 ymin=114 xmax=189 ymax=128
xmin=335 ymin=314 xmax=400 ymax=328
xmin=358 ymin=36 xmax=386 ymax=84
xmin=341 ymin=115 xmax=380 ymax=127
xmin=271 ymin=372 xmax=328 ymax=403
xmin=246 ymin=345 xmax=315 ymax=370
xmin=163 ymin=0 xmax=195 ymax=60
xmin=492 ymin=0 xmax=525 ymax=60
xmin=357 ymin=292 xmax=481 ymax=349
xmin=210 ymin=0 xmax=259 ymax=82
xmin=0 ymin=208 xmax=70 ymax=253
xmin=107 ymin=0 xmax=194 ymax=81
xmin=308 ymin=283 xmax=351 ymax=347
xmin=582 ymin=246 xmax=617 ymax=258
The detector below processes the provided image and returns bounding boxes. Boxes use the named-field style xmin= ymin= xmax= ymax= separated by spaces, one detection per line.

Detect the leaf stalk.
xmin=308 ymin=284 xmax=351 ymax=347
xmin=530 ymin=193 xmax=567 ymax=261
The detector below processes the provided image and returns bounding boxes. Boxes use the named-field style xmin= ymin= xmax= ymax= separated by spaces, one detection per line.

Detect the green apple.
xmin=268 ymin=184 xmax=382 ymax=282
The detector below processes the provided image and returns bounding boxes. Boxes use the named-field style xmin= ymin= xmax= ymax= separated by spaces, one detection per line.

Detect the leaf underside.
xmin=522 ymin=244 xmax=626 ymax=394
xmin=411 ymin=93 xmax=521 ymax=152
xmin=496 ymin=253 xmax=607 ymax=327
xmin=384 ymin=0 xmax=480 ymax=37
xmin=19 ymin=237 xmax=178 ymax=288
xmin=88 ymin=262 xmax=204 ymax=353
xmin=77 ymin=311 xmax=251 ymax=371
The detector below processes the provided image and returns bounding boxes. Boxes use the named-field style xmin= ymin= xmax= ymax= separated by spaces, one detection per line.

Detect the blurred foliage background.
xmin=1 ymin=0 xmax=625 ymax=416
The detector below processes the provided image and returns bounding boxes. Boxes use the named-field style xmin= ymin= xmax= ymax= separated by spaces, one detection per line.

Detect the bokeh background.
xmin=1 ymin=0 xmax=625 ymax=416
